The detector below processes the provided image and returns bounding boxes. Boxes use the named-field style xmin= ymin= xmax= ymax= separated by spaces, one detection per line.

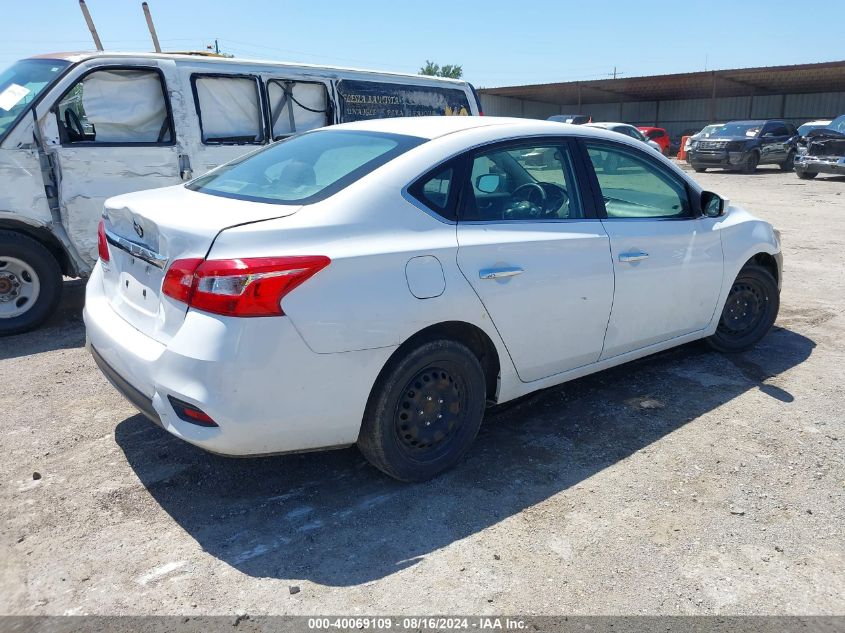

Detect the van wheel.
xmin=0 ymin=230 xmax=62 ymax=336
xmin=706 ymin=264 xmax=779 ymax=353
xmin=780 ymin=150 xmax=796 ymax=172
xmin=358 ymin=339 xmax=486 ymax=482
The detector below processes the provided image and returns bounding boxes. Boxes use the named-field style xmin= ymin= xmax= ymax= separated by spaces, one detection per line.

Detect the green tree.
xmin=419 ymin=60 xmax=463 ymax=79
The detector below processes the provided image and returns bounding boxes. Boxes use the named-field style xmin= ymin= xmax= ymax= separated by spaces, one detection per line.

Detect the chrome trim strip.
xmin=104 ymin=227 xmax=168 ymax=269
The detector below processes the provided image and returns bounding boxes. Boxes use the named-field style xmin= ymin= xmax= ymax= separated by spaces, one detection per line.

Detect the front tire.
xmin=0 ymin=231 xmax=62 ymax=336
xmin=796 ymin=170 xmax=818 ymax=180
xmin=742 ymin=152 xmax=759 ymax=174
xmin=780 ymin=150 xmax=796 ymax=172
xmin=693 ymin=166 xmax=707 ymax=173
xmin=706 ymin=264 xmax=779 ymax=353
xmin=358 ymin=339 xmax=486 ymax=482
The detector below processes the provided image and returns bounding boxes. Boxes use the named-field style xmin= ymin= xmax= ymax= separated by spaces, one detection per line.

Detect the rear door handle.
xmin=479 ymin=267 xmax=524 ymax=280
xmin=619 ymin=251 xmax=649 ymax=263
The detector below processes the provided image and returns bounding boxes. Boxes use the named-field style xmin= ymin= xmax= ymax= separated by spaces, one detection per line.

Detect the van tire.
xmin=0 ymin=230 xmax=62 ymax=336
xmin=358 ymin=339 xmax=486 ymax=482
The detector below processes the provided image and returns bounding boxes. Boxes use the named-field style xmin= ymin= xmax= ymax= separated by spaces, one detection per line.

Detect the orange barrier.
xmin=677 ymin=135 xmax=691 ymax=161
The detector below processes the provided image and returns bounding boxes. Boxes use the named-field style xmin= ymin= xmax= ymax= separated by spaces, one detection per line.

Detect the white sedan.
xmin=84 ymin=116 xmax=782 ymax=481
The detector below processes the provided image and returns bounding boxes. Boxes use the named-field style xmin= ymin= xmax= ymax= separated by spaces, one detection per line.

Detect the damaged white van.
xmin=0 ymin=51 xmax=481 ymax=334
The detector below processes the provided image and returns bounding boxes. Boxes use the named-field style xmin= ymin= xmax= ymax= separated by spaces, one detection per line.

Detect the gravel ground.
xmin=1 ymin=167 xmax=843 ymax=616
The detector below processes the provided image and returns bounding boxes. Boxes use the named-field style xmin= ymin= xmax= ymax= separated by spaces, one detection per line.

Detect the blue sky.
xmin=2 ymin=1 xmax=844 ymax=87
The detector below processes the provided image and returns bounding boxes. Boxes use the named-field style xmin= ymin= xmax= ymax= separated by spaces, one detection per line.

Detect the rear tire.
xmin=796 ymin=170 xmax=818 ymax=180
xmin=780 ymin=150 xmax=795 ymax=172
xmin=0 ymin=230 xmax=62 ymax=336
xmin=742 ymin=152 xmax=759 ymax=174
xmin=706 ymin=264 xmax=779 ymax=353
xmin=693 ymin=167 xmax=707 ymax=173
xmin=358 ymin=339 xmax=486 ymax=482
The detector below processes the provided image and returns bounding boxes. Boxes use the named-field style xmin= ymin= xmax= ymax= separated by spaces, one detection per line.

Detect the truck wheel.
xmin=742 ymin=152 xmax=759 ymax=174
xmin=780 ymin=151 xmax=796 ymax=172
xmin=706 ymin=264 xmax=779 ymax=353
xmin=358 ymin=338 xmax=486 ymax=482
xmin=796 ymin=170 xmax=817 ymax=180
xmin=0 ymin=230 xmax=62 ymax=336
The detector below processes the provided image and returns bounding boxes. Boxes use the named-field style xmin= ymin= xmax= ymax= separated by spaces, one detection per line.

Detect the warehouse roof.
xmin=479 ymin=60 xmax=845 ymax=104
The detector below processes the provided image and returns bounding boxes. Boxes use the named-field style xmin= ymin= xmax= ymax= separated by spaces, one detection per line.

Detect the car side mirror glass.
xmin=701 ymin=191 xmax=726 ymax=218
xmin=476 ymin=174 xmax=501 ymax=193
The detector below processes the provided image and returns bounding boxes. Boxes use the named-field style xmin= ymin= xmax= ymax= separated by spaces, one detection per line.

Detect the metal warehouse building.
xmin=478 ymin=60 xmax=845 ymax=140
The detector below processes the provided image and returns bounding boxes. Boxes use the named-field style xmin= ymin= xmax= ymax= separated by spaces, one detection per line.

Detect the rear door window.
xmin=192 ymin=75 xmax=264 ymax=144
xmin=56 ymin=68 xmax=172 ymax=144
xmin=267 ymin=80 xmax=331 ymax=139
xmin=336 ymin=79 xmax=471 ymax=121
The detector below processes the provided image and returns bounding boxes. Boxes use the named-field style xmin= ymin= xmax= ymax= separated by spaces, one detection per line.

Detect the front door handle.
xmin=619 ymin=251 xmax=649 ymax=263
xmin=479 ymin=266 xmax=524 ymax=280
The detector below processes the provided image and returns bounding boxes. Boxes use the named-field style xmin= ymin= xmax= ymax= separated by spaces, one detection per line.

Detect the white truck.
xmin=0 ymin=51 xmax=481 ymax=334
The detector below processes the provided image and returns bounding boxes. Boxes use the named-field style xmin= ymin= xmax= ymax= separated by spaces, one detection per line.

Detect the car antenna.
xmin=142 ymin=2 xmax=162 ymax=53
xmin=78 ymin=0 xmax=104 ymax=51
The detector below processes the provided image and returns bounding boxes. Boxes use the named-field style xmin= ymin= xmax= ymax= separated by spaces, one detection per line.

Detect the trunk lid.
xmin=100 ymin=184 xmax=301 ymax=342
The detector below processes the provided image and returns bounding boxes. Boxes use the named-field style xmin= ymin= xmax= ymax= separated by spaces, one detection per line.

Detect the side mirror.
xmin=701 ymin=191 xmax=726 ymax=218
xmin=475 ymin=173 xmax=502 ymax=194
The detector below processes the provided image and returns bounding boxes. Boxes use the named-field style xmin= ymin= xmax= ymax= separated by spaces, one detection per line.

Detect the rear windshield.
xmin=187 ymin=129 xmax=425 ymax=204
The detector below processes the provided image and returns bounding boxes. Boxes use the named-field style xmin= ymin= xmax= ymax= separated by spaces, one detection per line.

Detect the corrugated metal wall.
xmin=479 ymin=91 xmax=845 ymax=140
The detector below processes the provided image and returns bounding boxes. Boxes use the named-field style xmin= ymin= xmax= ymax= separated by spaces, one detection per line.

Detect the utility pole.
xmin=215 ymin=39 xmax=220 ymax=55
xmin=78 ymin=0 xmax=103 ymax=51
xmin=142 ymin=2 xmax=162 ymax=53
xmin=610 ymin=66 xmax=625 ymax=80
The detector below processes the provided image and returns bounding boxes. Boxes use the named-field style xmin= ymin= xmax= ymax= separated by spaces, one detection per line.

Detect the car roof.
xmin=328 ymin=116 xmax=634 ymax=142
xmin=586 ymin=122 xmax=630 ymax=129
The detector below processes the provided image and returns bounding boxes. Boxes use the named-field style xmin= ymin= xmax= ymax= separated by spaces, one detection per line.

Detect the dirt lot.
xmin=1 ymin=167 xmax=843 ymax=616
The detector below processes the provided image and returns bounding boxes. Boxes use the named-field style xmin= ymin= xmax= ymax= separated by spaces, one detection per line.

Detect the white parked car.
xmin=85 ymin=117 xmax=782 ymax=481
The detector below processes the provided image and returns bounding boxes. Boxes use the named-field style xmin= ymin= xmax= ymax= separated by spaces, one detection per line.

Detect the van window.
xmin=267 ymin=80 xmax=330 ymax=139
xmin=336 ymin=79 xmax=471 ymax=122
xmin=56 ymin=68 xmax=172 ymax=144
xmin=0 ymin=58 xmax=69 ymax=142
xmin=193 ymin=75 xmax=263 ymax=144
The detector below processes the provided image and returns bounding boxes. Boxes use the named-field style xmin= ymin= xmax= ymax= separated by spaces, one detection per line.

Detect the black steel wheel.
xmin=706 ymin=264 xmax=779 ymax=353
xmin=358 ymin=338 xmax=486 ymax=481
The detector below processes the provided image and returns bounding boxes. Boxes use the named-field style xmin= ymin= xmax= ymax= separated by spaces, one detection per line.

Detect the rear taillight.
xmin=97 ymin=219 xmax=110 ymax=262
xmin=162 ymin=255 xmax=330 ymax=317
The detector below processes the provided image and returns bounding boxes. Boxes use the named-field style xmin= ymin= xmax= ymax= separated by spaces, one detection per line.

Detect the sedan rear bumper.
xmin=84 ymin=263 xmax=395 ymax=456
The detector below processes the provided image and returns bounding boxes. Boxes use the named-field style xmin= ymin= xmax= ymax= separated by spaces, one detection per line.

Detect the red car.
xmin=638 ymin=127 xmax=670 ymax=155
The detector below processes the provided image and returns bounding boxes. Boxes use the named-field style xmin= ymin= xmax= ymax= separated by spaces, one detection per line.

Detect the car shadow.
xmin=0 ymin=278 xmax=86 ymax=360
xmin=115 ymin=326 xmax=814 ymax=587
